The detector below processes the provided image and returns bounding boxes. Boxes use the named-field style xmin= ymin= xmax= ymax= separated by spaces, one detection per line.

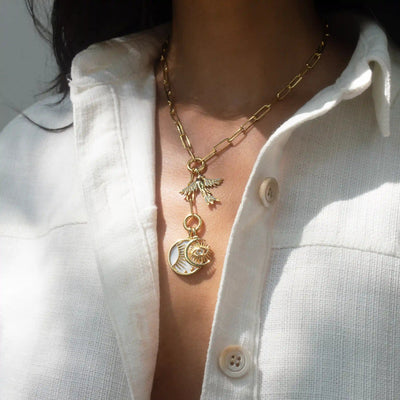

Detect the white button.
xmin=259 ymin=177 xmax=279 ymax=207
xmin=218 ymin=345 xmax=251 ymax=378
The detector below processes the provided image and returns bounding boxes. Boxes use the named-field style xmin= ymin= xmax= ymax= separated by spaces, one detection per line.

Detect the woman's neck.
xmin=166 ymin=0 xmax=324 ymax=119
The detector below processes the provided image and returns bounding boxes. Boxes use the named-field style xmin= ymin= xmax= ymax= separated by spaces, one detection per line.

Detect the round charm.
xmin=185 ymin=238 xmax=212 ymax=267
xmin=168 ymin=238 xmax=212 ymax=275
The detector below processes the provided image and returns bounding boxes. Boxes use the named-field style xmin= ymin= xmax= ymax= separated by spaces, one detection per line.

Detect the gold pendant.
xmin=168 ymin=213 xmax=213 ymax=275
xmin=180 ymin=172 xmax=223 ymax=205
xmin=168 ymin=159 xmax=219 ymax=276
xmin=168 ymin=236 xmax=212 ymax=275
xmin=181 ymin=157 xmax=223 ymax=205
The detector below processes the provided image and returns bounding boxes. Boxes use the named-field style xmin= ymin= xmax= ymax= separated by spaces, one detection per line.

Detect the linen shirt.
xmin=1 ymin=19 xmax=400 ymax=399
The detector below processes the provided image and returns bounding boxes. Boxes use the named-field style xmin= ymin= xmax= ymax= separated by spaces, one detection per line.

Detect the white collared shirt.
xmin=1 ymin=19 xmax=400 ymax=400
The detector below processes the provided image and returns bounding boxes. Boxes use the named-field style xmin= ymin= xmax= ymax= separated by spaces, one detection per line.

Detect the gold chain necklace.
xmin=160 ymin=25 xmax=329 ymax=276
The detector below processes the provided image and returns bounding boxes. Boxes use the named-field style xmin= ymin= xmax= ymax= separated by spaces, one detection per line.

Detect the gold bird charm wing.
xmin=180 ymin=174 xmax=223 ymax=205
xmin=180 ymin=180 xmax=198 ymax=201
xmin=202 ymin=176 xmax=223 ymax=188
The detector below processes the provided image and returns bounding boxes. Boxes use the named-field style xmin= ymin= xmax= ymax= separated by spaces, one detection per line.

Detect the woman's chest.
xmin=151 ymin=108 xmax=270 ymax=398
xmin=151 ymin=154 xmax=258 ymax=399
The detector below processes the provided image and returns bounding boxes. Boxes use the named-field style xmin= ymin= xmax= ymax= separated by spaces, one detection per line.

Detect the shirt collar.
xmin=333 ymin=18 xmax=392 ymax=137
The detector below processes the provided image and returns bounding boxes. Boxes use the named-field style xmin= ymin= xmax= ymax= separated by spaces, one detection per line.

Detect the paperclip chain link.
xmin=160 ymin=24 xmax=329 ymax=164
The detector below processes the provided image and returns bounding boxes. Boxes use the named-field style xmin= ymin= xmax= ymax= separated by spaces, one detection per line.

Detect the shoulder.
xmin=0 ymin=94 xmax=74 ymax=177
xmin=70 ymin=23 xmax=169 ymax=87
xmin=0 ymin=95 xmax=87 ymax=238
xmin=0 ymin=94 xmax=73 ymax=150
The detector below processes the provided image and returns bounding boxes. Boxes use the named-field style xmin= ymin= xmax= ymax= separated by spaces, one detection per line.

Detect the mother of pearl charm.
xmin=168 ymin=237 xmax=212 ymax=275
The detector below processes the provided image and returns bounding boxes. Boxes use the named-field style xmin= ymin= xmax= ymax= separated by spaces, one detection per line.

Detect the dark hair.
xmin=27 ymin=0 xmax=399 ymax=101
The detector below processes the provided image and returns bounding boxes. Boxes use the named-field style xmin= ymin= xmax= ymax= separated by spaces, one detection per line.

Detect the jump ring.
xmin=183 ymin=213 xmax=203 ymax=234
xmin=187 ymin=158 xmax=206 ymax=173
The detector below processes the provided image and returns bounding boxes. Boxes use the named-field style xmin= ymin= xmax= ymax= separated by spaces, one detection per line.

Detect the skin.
xmin=151 ymin=1 xmax=355 ymax=399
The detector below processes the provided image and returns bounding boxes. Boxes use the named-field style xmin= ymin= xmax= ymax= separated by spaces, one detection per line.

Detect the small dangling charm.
xmin=180 ymin=158 xmax=223 ymax=205
xmin=168 ymin=237 xmax=212 ymax=275
xmin=168 ymin=213 xmax=213 ymax=275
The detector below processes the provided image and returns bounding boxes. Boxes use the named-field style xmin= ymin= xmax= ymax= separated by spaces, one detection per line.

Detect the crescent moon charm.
xmin=168 ymin=237 xmax=212 ymax=275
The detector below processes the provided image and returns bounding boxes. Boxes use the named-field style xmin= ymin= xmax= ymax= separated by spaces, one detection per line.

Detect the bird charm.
xmin=180 ymin=173 xmax=223 ymax=205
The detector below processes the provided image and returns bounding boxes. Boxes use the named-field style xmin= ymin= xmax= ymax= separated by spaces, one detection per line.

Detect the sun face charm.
xmin=168 ymin=237 xmax=212 ymax=275
xmin=186 ymin=239 xmax=212 ymax=267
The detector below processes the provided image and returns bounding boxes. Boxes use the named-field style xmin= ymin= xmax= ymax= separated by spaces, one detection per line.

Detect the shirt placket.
xmin=199 ymin=129 xmax=287 ymax=399
xmin=199 ymin=85 xmax=370 ymax=399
